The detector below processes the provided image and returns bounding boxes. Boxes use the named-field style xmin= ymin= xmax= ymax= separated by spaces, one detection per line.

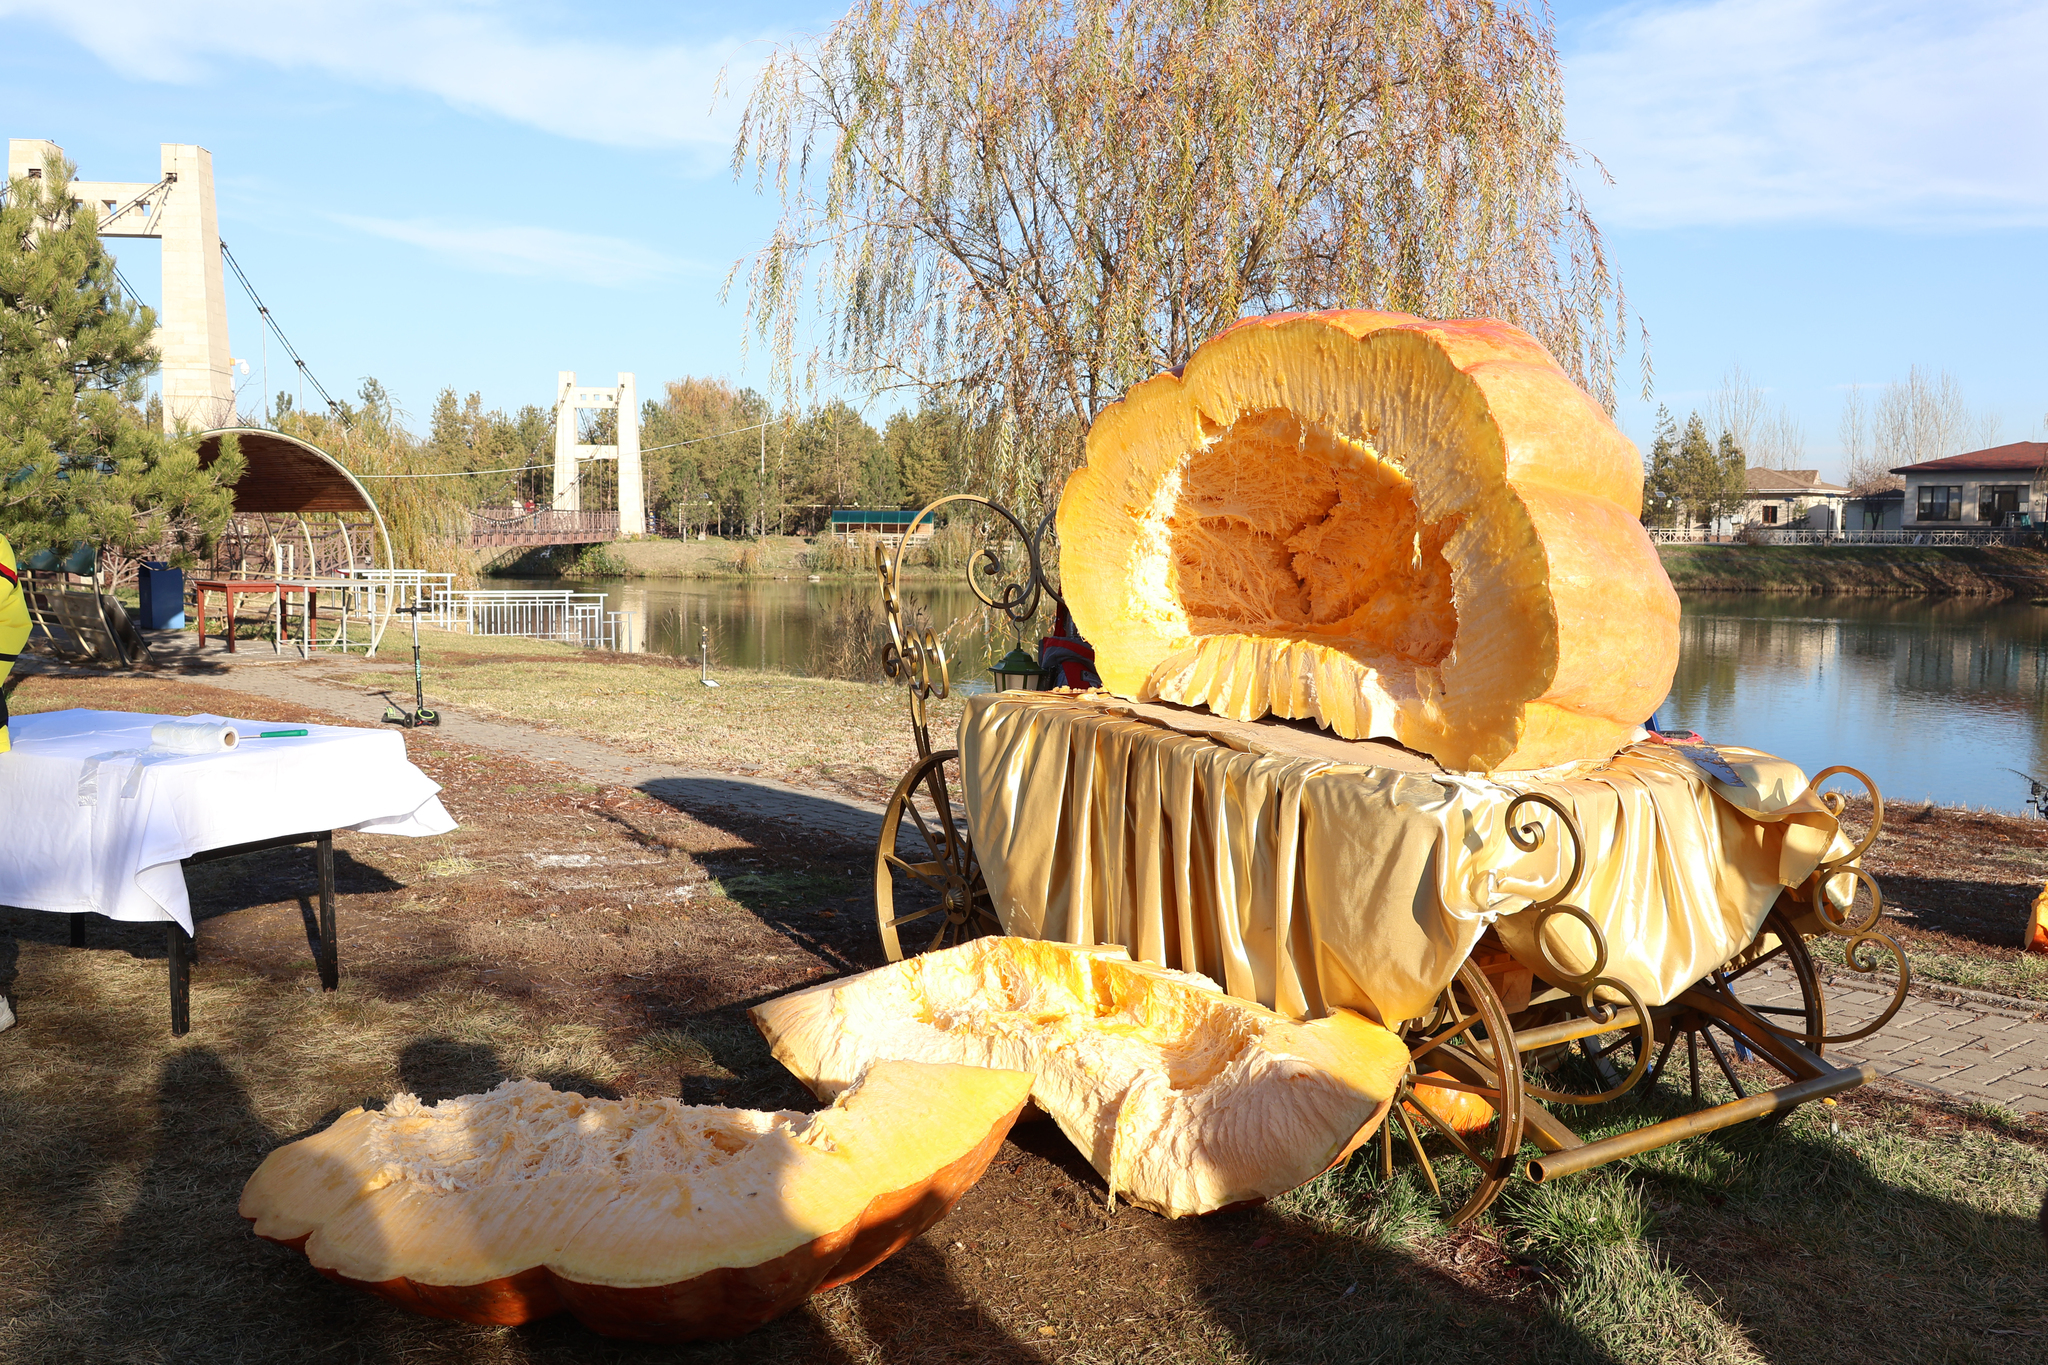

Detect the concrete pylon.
xmin=6 ymin=139 xmax=234 ymax=432
xmin=551 ymin=372 xmax=644 ymax=535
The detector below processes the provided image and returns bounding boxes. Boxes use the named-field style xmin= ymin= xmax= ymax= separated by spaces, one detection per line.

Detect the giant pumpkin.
xmin=240 ymin=1060 xmax=1032 ymax=1342
xmin=751 ymin=938 xmax=1411 ymax=1218
xmin=1056 ymin=310 xmax=1679 ymax=771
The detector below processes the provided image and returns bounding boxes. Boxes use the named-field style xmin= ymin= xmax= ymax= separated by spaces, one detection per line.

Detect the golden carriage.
xmin=865 ymin=495 xmax=1910 ymax=1226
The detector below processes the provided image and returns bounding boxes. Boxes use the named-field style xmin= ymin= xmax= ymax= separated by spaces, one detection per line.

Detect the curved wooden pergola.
xmin=196 ymin=427 xmax=399 ymax=651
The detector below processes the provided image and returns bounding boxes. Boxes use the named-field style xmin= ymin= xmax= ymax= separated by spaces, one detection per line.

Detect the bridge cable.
xmin=219 ymin=239 xmax=347 ymax=421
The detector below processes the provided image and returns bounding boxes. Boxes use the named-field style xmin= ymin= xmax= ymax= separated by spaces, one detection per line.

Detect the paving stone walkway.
xmin=1744 ymin=959 xmax=2048 ymax=1114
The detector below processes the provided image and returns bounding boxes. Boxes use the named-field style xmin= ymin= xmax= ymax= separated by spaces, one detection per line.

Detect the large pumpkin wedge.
xmin=751 ymin=938 xmax=1410 ymax=1218
xmin=239 ymin=1060 xmax=1031 ymax=1342
xmin=1056 ymin=310 xmax=1679 ymax=771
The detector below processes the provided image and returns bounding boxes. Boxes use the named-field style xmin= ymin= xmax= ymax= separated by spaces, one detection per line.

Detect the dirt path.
xmin=151 ymin=652 xmax=903 ymax=848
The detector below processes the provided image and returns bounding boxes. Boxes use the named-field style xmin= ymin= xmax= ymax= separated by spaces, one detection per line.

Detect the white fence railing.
xmin=427 ymin=588 xmax=636 ymax=651
xmin=1648 ymin=527 xmax=2031 ymax=547
xmin=350 ymin=570 xmax=457 ymax=622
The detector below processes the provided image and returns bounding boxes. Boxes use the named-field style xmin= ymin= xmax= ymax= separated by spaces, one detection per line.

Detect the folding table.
xmin=0 ymin=710 xmax=458 ymax=1033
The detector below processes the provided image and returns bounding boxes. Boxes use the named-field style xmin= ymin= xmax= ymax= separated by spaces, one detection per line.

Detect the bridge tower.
xmin=7 ymin=139 xmax=234 ymax=433
xmin=551 ymin=373 xmax=644 ymax=536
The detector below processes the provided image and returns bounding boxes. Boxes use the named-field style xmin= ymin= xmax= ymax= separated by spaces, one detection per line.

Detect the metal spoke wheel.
xmin=875 ymin=749 xmax=1001 ymax=961
xmin=1386 ymin=959 xmax=1527 ymax=1226
xmin=1621 ymin=907 xmax=1824 ymax=1107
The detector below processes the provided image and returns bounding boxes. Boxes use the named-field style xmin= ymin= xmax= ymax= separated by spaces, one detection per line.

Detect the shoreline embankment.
xmin=1658 ymin=544 xmax=2048 ymax=598
xmin=490 ymin=534 xmax=2048 ymax=598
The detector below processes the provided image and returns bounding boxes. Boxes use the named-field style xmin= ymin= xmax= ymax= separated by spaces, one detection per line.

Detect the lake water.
xmin=527 ymin=577 xmax=2048 ymax=815
xmin=502 ymin=577 xmax=1019 ymax=689
xmin=1656 ymin=595 xmax=2048 ymax=815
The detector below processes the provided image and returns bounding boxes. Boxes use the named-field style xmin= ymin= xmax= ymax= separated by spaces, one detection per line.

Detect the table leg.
xmin=315 ymin=832 xmax=338 ymax=990
xmin=168 ymin=923 xmax=192 ymax=1036
xmin=69 ymin=914 xmax=85 ymax=947
xmin=196 ymin=588 xmax=209 ymax=647
xmin=225 ymin=589 xmax=237 ymax=654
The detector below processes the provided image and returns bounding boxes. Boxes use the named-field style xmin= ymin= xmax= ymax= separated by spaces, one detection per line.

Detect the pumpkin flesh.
xmin=239 ymin=1060 xmax=1031 ymax=1342
xmin=751 ymin=937 xmax=1411 ymax=1218
xmin=1057 ymin=310 xmax=1679 ymax=771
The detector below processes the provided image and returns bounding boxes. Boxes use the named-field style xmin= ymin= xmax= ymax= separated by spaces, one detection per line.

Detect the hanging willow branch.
xmin=733 ymin=0 xmax=1630 ymax=509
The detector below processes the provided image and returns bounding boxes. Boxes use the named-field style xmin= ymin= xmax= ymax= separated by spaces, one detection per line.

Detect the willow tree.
xmin=734 ymin=0 xmax=1630 ymax=510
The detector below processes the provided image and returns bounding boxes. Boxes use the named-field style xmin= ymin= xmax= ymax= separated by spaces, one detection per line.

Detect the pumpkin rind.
xmin=1056 ymin=309 xmax=1679 ymax=771
xmin=750 ymin=937 xmax=1411 ymax=1218
xmin=240 ymin=1060 xmax=1031 ymax=1342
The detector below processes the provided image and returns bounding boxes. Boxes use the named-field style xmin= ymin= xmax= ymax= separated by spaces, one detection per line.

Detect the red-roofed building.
xmin=1892 ymin=442 xmax=2048 ymax=527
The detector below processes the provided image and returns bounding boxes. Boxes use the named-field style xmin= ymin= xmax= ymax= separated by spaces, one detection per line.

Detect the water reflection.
xmin=1658 ymin=595 xmax=2048 ymax=813
xmin=516 ymin=579 xmax=2048 ymax=815
xmin=500 ymin=577 xmax=1020 ymax=685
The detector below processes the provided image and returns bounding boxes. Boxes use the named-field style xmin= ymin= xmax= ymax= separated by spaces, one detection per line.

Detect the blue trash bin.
xmin=138 ymin=562 xmax=185 ymax=631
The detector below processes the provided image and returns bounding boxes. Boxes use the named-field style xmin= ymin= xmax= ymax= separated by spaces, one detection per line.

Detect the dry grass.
xmin=368 ymin=649 xmax=959 ymax=807
xmin=8 ymin=933 xmax=2043 ymax=1365
xmin=5 ymin=671 xmax=2044 ymax=1364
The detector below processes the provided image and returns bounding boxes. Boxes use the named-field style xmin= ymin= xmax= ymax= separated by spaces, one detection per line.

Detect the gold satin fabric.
xmin=960 ymin=692 xmax=1844 ymax=1026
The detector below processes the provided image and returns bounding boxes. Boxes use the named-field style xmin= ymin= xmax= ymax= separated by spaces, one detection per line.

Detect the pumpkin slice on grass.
xmin=751 ymin=937 xmax=1411 ymax=1219
xmin=240 ymin=1059 xmax=1032 ymax=1342
xmin=1056 ymin=309 xmax=1680 ymax=772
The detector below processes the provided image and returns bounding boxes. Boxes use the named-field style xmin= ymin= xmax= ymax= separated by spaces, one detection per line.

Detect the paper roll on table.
xmin=150 ymin=721 xmax=240 ymax=752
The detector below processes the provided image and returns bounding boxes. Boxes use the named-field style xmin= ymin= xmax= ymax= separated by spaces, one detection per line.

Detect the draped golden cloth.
xmin=960 ymin=691 xmax=1845 ymax=1026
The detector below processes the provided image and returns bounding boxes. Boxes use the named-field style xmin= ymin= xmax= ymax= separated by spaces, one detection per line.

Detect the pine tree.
xmin=1641 ymin=405 xmax=1680 ymax=527
xmin=1675 ymin=412 xmax=1717 ymax=531
xmin=0 ymin=154 xmax=242 ymax=570
xmin=1713 ymin=431 xmax=1750 ymax=531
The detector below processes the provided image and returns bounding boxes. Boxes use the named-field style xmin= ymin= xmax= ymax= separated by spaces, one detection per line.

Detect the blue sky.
xmin=2 ymin=0 xmax=2042 ymax=478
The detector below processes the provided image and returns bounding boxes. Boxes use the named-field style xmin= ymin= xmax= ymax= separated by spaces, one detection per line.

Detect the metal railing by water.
xmin=1649 ymin=527 xmax=2032 ymax=546
xmin=430 ymin=588 xmax=635 ymax=651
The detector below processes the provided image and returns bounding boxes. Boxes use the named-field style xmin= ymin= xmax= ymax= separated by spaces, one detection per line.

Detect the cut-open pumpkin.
xmin=751 ymin=937 xmax=1410 ymax=1218
xmin=239 ymin=1060 xmax=1031 ymax=1342
xmin=1056 ymin=309 xmax=1679 ymax=771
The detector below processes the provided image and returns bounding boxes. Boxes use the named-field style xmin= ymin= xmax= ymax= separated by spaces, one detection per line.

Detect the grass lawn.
xmin=1658 ymin=544 xmax=2048 ymax=598
xmin=323 ymin=630 xmax=963 ymax=809
xmin=4 ymin=670 xmax=2042 ymax=1363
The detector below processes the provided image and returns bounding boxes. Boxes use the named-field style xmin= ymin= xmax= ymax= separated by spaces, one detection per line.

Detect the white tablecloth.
xmin=0 ymin=710 xmax=457 ymax=932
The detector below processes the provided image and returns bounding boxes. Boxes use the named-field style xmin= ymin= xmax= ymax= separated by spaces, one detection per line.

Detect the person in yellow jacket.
xmin=0 ymin=536 xmax=31 ymax=752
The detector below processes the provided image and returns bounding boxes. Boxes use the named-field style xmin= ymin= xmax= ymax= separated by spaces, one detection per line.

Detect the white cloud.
xmin=336 ymin=213 xmax=690 ymax=284
xmin=1566 ymin=0 xmax=2048 ymax=228
xmin=0 ymin=0 xmax=770 ymax=154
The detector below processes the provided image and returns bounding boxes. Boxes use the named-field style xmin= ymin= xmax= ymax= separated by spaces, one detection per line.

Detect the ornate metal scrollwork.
xmin=1501 ymin=792 xmax=1656 ymax=1105
xmin=876 ymin=493 xmax=1065 ymax=759
xmin=1798 ymin=765 xmax=1909 ymax=1045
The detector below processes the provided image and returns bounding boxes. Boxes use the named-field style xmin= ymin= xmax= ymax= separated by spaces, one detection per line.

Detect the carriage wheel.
xmin=1385 ymin=959 xmax=1527 ymax=1226
xmin=1622 ymin=906 xmax=1825 ymax=1106
xmin=875 ymin=749 xmax=1001 ymax=962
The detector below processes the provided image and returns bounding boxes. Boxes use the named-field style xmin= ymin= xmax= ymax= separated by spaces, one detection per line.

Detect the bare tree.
xmin=733 ymin=0 xmax=1632 ymax=510
xmin=1710 ymin=365 xmax=1766 ymax=465
xmin=1974 ymin=409 xmax=2004 ymax=450
xmin=1838 ymin=384 xmax=1895 ymax=493
xmin=1753 ymin=407 xmax=1807 ymax=470
xmin=1874 ymin=365 xmax=1969 ymax=471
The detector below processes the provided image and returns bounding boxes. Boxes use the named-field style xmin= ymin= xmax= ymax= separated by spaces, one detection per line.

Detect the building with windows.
xmin=826 ymin=509 xmax=933 ymax=541
xmin=1892 ymin=442 xmax=2047 ymax=527
xmin=1743 ymin=468 xmax=1850 ymax=529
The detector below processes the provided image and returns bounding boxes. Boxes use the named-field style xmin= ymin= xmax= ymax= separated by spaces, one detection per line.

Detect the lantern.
xmin=989 ymin=645 xmax=1043 ymax=692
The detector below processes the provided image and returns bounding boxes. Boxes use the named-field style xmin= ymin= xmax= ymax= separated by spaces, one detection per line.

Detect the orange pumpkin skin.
xmin=1403 ymin=1071 xmax=1496 ymax=1135
xmin=242 ymin=1063 xmax=1030 ymax=1343
xmin=1057 ymin=309 xmax=1679 ymax=772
